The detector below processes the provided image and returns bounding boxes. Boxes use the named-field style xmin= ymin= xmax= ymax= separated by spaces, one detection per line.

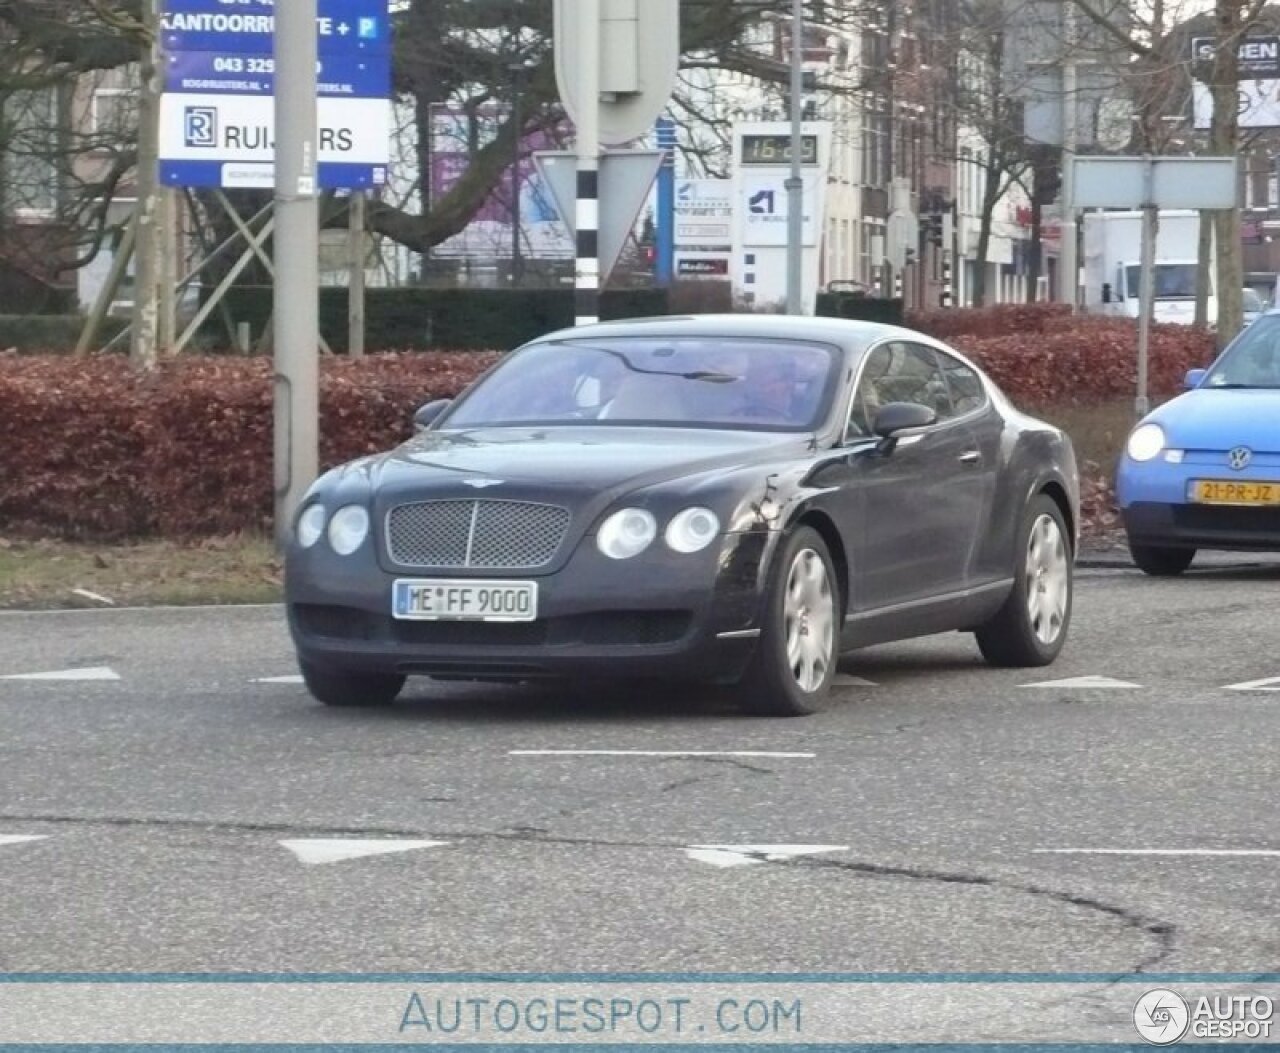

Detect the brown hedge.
xmin=0 ymin=314 xmax=1219 ymax=540
xmin=0 ymin=352 xmax=497 ymax=539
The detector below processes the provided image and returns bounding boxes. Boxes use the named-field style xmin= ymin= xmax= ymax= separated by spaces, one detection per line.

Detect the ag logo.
xmin=1134 ymin=989 xmax=1190 ymax=1045
xmin=749 ymin=189 xmax=776 ymax=215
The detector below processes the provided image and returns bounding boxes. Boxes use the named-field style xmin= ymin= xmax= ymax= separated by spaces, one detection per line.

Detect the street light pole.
xmin=785 ymin=0 xmax=804 ymax=315
xmin=510 ymin=62 xmax=525 ymax=288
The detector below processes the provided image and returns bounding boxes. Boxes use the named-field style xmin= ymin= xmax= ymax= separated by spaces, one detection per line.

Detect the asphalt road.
xmin=2 ymin=552 xmax=1279 ymax=977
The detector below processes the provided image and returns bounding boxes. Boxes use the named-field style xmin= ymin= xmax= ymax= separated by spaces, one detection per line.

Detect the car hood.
xmin=1153 ymin=388 xmax=1280 ymax=452
xmin=364 ymin=426 xmax=809 ymax=498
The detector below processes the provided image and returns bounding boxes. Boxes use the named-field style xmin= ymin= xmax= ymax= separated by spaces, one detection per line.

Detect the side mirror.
xmin=413 ymin=398 xmax=452 ymax=432
xmin=871 ymin=402 xmax=937 ymax=453
xmin=1184 ymin=368 xmax=1207 ymax=390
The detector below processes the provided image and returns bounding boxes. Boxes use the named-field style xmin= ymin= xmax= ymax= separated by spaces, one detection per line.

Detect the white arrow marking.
xmin=832 ymin=675 xmax=878 ymax=688
xmin=1036 ymin=849 xmax=1280 ymax=858
xmin=252 ymin=675 xmax=305 ymax=685
xmin=279 ymin=839 xmax=448 ymax=866
xmin=0 ymin=835 xmax=49 ymax=848
xmin=0 ymin=666 xmax=121 ymax=682
xmin=684 ymin=844 xmax=849 ymax=868
xmin=1224 ymin=677 xmax=1280 ymax=692
xmin=510 ymin=750 xmax=814 ymax=759
xmin=1020 ymin=675 xmax=1142 ymax=690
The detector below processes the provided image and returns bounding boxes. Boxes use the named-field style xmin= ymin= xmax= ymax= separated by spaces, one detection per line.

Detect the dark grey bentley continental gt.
xmin=285 ymin=315 xmax=1079 ymax=716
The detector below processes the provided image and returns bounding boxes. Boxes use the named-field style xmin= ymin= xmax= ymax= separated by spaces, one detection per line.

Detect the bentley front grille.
xmin=386 ymin=499 xmax=571 ymax=570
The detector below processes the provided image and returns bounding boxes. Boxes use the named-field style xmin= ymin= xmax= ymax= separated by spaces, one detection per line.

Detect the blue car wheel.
xmin=1128 ymin=543 xmax=1195 ymax=577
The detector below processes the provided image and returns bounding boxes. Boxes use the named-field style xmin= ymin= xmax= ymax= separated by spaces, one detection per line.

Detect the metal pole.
xmin=511 ymin=68 xmax=523 ymax=289
xmin=655 ymin=117 xmax=677 ymax=288
xmin=349 ymin=191 xmax=366 ymax=358
xmin=573 ymin=0 xmax=602 ymax=326
xmin=1060 ymin=0 xmax=1078 ymax=311
xmin=1136 ymin=160 xmax=1156 ymax=419
xmin=273 ymin=0 xmax=320 ymax=548
xmin=785 ymin=0 xmax=804 ymax=315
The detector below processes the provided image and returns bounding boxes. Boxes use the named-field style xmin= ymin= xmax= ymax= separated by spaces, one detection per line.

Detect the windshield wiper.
xmin=549 ymin=341 xmax=742 ymax=383
xmin=1208 ymin=382 xmax=1280 ymax=389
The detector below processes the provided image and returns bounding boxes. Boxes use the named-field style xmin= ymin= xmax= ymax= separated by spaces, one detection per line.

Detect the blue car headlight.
xmin=1126 ymin=423 xmax=1166 ymax=463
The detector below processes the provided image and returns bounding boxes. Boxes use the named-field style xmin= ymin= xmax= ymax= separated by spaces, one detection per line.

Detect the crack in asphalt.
xmin=0 ymin=812 xmax=1177 ymax=974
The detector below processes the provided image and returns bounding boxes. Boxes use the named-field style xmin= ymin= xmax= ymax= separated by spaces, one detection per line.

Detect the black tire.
xmin=300 ymin=659 xmax=405 ymax=708
xmin=736 ymin=526 xmax=840 ymax=717
xmin=975 ymin=495 xmax=1073 ymax=668
xmin=1129 ymin=542 xmax=1195 ymax=577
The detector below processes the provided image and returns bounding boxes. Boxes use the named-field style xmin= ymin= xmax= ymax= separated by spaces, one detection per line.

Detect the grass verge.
xmin=0 ymin=535 xmax=282 ymax=610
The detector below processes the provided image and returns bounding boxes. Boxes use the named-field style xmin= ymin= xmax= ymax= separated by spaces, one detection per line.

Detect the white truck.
xmin=1082 ymin=210 xmax=1215 ymax=326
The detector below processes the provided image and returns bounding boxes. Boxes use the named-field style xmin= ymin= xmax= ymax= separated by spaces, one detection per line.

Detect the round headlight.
xmin=327 ymin=505 xmax=370 ymax=556
xmin=665 ymin=507 xmax=721 ymax=554
xmin=1126 ymin=423 xmax=1166 ymax=463
xmin=596 ymin=508 xmax=657 ymax=560
xmin=296 ymin=504 xmax=326 ymax=549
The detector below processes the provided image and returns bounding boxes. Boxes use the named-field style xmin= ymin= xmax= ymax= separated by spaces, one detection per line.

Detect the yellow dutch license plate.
xmin=1191 ymin=480 xmax=1280 ymax=506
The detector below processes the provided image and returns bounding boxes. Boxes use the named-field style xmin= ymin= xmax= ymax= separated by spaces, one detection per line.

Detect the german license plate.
xmin=1190 ymin=480 xmax=1280 ymax=506
xmin=392 ymin=579 xmax=538 ymax=622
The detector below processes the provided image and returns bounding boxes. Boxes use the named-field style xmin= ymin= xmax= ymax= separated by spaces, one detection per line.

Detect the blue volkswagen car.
xmin=1117 ymin=311 xmax=1280 ymax=575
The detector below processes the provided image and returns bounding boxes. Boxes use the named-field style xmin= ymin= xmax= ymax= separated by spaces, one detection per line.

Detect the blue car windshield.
xmin=443 ymin=337 xmax=841 ymax=431
xmin=1205 ymin=316 xmax=1280 ymax=389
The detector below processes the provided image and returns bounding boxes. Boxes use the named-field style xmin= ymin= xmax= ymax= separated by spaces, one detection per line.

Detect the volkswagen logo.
xmin=1228 ymin=447 xmax=1254 ymax=471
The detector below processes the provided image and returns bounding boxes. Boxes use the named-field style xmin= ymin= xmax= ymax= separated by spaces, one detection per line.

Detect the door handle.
xmin=958 ymin=450 xmax=982 ymax=466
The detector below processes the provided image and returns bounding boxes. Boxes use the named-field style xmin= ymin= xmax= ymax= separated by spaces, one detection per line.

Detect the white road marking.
xmin=252 ymin=675 xmax=305 ymax=685
xmin=0 ymin=835 xmax=49 ymax=848
xmin=1224 ymin=677 xmax=1280 ymax=692
xmin=1020 ymin=675 xmax=1142 ymax=690
xmin=70 ymin=588 xmax=115 ymax=606
xmin=684 ymin=844 xmax=849 ymax=868
xmin=0 ymin=666 xmax=121 ymax=682
xmin=509 ymin=750 xmax=815 ymax=759
xmin=279 ymin=839 xmax=449 ymax=866
xmin=832 ymin=675 xmax=878 ymax=687
xmin=1035 ymin=849 xmax=1280 ymax=858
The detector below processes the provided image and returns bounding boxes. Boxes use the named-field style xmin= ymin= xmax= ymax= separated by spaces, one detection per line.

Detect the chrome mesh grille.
xmin=386 ymin=500 xmax=571 ymax=570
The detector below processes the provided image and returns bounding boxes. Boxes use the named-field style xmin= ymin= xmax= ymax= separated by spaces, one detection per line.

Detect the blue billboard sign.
xmin=164 ymin=51 xmax=390 ymax=98
xmin=159 ymin=0 xmax=393 ymax=191
xmin=161 ymin=0 xmax=390 ymax=56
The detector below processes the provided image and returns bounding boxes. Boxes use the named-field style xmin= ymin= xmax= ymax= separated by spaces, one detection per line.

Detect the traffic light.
xmin=926 ymin=212 xmax=945 ymax=249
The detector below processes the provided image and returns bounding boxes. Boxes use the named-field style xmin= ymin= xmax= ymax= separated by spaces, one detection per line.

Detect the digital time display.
xmin=740 ymin=134 xmax=819 ymax=166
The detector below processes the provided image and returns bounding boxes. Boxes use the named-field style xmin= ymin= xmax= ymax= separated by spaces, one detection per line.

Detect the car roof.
xmin=531 ymin=313 xmax=933 ymax=352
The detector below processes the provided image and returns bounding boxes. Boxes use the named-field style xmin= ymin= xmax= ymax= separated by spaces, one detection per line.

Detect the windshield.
xmin=1124 ymin=264 xmax=1200 ymax=300
xmin=443 ymin=337 xmax=841 ymax=432
xmin=1205 ymin=315 xmax=1280 ymax=388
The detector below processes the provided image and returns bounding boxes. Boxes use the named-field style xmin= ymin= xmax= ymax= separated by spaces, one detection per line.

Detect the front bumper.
xmin=1118 ymin=456 xmax=1280 ymax=551
xmin=285 ymin=531 xmax=771 ymax=684
xmin=1121 ymin=502 xmax=1280 ymax=551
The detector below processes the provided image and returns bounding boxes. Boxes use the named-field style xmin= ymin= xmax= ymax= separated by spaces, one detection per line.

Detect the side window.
xmin=846 ymin=345 xmax=892 ymax=438
xmin=846 ymin=342 xmax=953 ymax=438
xmin=936 ymin=349 xmax=987 ymax=417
